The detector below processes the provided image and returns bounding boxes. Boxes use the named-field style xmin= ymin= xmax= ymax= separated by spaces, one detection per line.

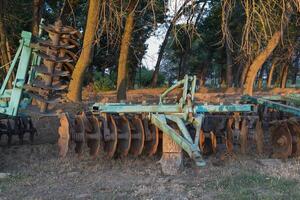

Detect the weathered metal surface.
xmin=0 ymin=31 xmax=34 ymax=116
xmin=195 ymin=104 xmax=253 ymax=113
xmin=92 ymin=104 xmax=182 ymax=114
xmin=243 ymin=95 xmax=300 ymax=116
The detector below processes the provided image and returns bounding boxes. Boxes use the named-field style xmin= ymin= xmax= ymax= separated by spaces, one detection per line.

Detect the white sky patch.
xmin=142 ymin=0 xmax=186 ymax=70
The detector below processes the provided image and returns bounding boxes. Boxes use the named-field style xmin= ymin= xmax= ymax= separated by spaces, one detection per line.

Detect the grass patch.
xmin=206 ymin=170 xmax=300 ymax=200
xmin=0 ymin=174 xmax=29 ymax=193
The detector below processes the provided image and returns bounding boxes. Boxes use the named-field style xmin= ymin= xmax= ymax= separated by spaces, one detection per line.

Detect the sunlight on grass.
xmin=206 ymin=170 xmax=300 ymax=200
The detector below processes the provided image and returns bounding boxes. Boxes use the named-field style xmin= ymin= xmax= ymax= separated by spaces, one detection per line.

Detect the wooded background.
xmin=0 ymin=0 xmax=299 ymax=101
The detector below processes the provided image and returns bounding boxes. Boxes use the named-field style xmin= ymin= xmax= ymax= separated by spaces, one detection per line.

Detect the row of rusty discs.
xmin=198 ymin=115 xmax=264 ymax=156
xmin=198 ymin=115 xmax=300 ymax=159
xmin=0 ymin=116 xmax=37 ymax=145
xmin=58 ymin=112 xmax=160 ymax=158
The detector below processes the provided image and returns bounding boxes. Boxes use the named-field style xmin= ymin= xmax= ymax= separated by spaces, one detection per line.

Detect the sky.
xmin=141 ymin=0 xmax=185 ymax=70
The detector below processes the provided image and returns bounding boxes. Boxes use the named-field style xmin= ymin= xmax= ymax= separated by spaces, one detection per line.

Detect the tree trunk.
xmin=225 ymin=39 xmax=233 ymax=87
xmin=32 ymin=0 xmax=44 ymax=36
xmin=67 ymin=0 xmax=100 ymax=102
xmin=280 ymin=64 xmax=289 ymax=88
xmin=257 ymin=68 xmax=263 ymax=89
xmin=0 ymin=16 xmax=12 ymax=88
xmin=243 ymin=31 xmax=281 ymax=95
xmin=151 ymin=0 xmax=192 ymax=87
xmin=267 ymin=62 xmax=276 ymax=88
xmin=116 ymin=1 xmax=136 ymax=101
xmin=178 ymin=49 xmax=184 ymax=80
xmin=151 ymin=23 xmax=173 ymax=87
xmin=127 ymin=64 xmax=137 ymax=89
xmin=292 ymin=65 xmax=298 ymax=85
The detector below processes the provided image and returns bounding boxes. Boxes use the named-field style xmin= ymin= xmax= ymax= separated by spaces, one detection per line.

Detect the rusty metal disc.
xmin=226 ymin=117 xmax=234 ymax=153
xmin=73 ymin=115 xmax=85 ymax=156
xmin=58 ymin=113 xmax=70 ymax=157
xmin=255 ymin=119 xmax=264 ymax=155
xmin=84 ymin=114 xmax=100 ymax=158
xmin=240 ymin=119 xmax=248 ymax=154
xmin=271 ymin=121 xmax=292 ymax=159
xmin=286 ymin=119 xmax=300 ymax=157
xmin=101 ymin=115 xmax=118 ymax=158
xmin=128 ymin=115 xmax=145 ymax=156
xmin=210 ymin=131 xmax=217 ymax=153
xmin=114 ymin=115 xmax=131 ymax=157
xmin=142 ymin=118 xmax=159 ymax=156
xmin=199 ymin=129 xmax=205 ymax=152
xmin=198 ymin=129 xmax=216 ymax=155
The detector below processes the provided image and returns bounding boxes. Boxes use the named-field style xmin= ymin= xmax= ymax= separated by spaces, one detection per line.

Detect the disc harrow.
xmin=54 ymin=75 xmax=300 ymax=172
xmin=26 ymin=20 xmax=81 ymax=113
xmin=59 ymin=76 xmax=269 ymax=168
xmin=0 ymin=116 xmax=37 ymax=145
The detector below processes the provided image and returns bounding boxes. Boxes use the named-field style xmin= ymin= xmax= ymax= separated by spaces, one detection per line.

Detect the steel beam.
xmin=195 ymin=104 xmax=253 ymax=113
xmin=92 ymin=103 xmax=182 ymax=114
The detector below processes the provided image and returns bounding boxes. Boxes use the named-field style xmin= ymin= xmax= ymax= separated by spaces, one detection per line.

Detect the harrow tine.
xmin=98 ymin=114 xmax=118 ymax=158
xmin=28 ymin=118 xmax=37 ymax=143
xmin=16 ymin=118 xmax=24 ymax=145
xmin=6 ymin=119 xmax=13 ymax=146
xmin=128 ymin=115 xmax=145 ymax=157
xmin=142 ymin=116 xmax=159 ymax=156
xmin=114 ymin=115 xmax=131 ymax=157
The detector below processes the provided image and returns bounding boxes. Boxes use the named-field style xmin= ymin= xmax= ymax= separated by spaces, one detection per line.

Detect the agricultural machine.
xmin=0 ymin=20 xmax=80 ymax=145
xmin=58 ymin=74 xmax=300 ymax=172
xmin=0 ymin=20 xmax=300 ymax=173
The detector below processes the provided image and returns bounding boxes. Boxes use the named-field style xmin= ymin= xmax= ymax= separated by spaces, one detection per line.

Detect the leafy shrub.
xmin=93 ymin=72 xmax=115 ymax=91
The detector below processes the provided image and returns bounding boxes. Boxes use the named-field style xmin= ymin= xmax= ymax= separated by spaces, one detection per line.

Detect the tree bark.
xmin=225 ymin=39 xmax=233 ymax=87
xmin=243 ymin=31 xmax=281 ymax=95
xmin=257 ymin=67 xmax=263 ymax=89
xmin=291 ymin=64 xmax=298 ymax=85
xmin=267 ymin=61 xmax=276 ymax=88
xmin=151 ymin=0 xmax=192 ymax=87
xmin=67 ymin=0 xmax=100 ymax=102
xmin=32 ymin=0 xmax=44 ymax=36
xmin=0 ymin=16 xmax=12 ymax=88
xmin=116 ymin=1 xmax=137 ymax=101
xmin=280 ymin=64 xmax=289 ymax=88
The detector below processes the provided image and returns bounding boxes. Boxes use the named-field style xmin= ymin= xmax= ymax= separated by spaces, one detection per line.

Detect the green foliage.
xmin=135 ymin=67 xmax=165 ymax=87
xmin=162 ymin=2 xmax=226 ymax=84
xmin=93 ymin=72 xmax=116 ymax=92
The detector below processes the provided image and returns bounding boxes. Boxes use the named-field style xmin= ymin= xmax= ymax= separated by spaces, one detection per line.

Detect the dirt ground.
xmin=1 ymin=89 xmax=300 ymax=200
xmin=1 ymin=133 xmax=300 ymax=199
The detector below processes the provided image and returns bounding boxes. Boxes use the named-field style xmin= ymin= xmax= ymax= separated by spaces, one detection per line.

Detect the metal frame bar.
xmin=92 ymin=104 xmax=182 ymax=113
xmin=0 ymin=31 xmax=33 ymax=116
xmin=151 ymin=114 xmax=205 ymax=167
xmin=195 ymin=104 xmax=253 ymax=113
xmin=243 ymin=95 xmax=300 ymax=116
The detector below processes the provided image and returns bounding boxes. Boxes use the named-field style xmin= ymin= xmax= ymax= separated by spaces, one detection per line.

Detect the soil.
xmin=1 ymin=88 xmax=300 ymax=199
xmin=1 ymin=140 xmax=300 ymax=199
